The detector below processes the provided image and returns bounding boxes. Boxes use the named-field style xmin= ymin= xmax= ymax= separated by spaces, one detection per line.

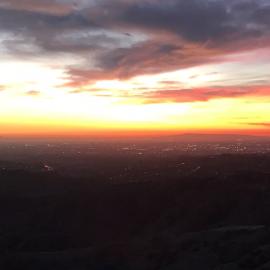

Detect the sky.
xmin=0 ymin=0 xmax=270 ymax=138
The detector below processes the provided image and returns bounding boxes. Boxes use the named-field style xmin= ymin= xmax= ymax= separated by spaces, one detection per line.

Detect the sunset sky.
xmin=0 ymin=0 xmax=270 ymax=137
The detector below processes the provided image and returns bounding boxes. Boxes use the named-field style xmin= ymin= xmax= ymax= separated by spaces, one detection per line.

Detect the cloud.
xmin=25 ymin=90 xmax=40 ymax=96
xmin=0 ymin=0 xmax=74 ymax=15
xmin=86 ymin=0 xmax=270 ymax=44
xmin=64 ymin=0 xmax=270 ymax=83
xmin=247 ymin=122 xmax=270 ymax=127
xmin=121 ymin=1 xmax=231 ymax=42
xmin=0 ymin=0 xmax=270 ymax=87
xmin=0 ymin=4 xmax=101 ymax=59
xmin=65 ymin=39 xmax=225 ymax=87
xmin=132 ymin=85 xmax=270 ymax=104
xmin=70 ymin=84 xmax=270 ymax=104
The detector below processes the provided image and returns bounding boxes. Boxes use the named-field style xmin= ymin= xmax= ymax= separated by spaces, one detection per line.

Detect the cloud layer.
xmin=0 ymin=0 xmax=270 ymax=102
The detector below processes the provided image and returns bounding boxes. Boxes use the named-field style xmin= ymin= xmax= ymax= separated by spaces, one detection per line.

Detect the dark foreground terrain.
xmin=1 ymin=140 xmax=270 ymax=269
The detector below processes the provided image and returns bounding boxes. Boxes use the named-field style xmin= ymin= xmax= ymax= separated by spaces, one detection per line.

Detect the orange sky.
xmin=0 ymin=0 xmax=270 ymax=138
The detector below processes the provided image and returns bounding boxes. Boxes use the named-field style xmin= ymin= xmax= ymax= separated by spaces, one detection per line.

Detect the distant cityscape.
xmin=1 ymin=139 xmax=270 ymax=183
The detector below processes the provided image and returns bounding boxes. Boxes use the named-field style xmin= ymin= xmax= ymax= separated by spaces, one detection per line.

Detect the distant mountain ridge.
xmin=164 ymin=133 xmax=270 ymax=142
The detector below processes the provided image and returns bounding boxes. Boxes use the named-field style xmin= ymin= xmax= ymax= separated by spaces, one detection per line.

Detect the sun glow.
xmin=1 ymin=1 xmax=270 ymax=138
xmin=1 ymin=51 xmax=270 ymax=137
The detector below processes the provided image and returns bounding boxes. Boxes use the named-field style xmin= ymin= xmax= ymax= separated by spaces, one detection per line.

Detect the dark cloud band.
xmin=0 ymin=0 xmax=269 ymax=89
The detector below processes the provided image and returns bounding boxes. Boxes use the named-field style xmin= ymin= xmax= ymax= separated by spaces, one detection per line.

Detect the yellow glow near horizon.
xmin=1 ymin=92 xmax=270 ymax=136
xmin=1 ymin=54 xmax=270 ymax=137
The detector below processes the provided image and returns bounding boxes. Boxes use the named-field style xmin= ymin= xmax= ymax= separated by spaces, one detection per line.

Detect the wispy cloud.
xmin=247 ymin=122 xmax=270 ymax=127
xmin=0 ymin=0 xmax=269 ymax=83
xmin=137 ymin=85 xmax=270 ymax=104
xmin=25 ymin=90 xmax=40 ymax=96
